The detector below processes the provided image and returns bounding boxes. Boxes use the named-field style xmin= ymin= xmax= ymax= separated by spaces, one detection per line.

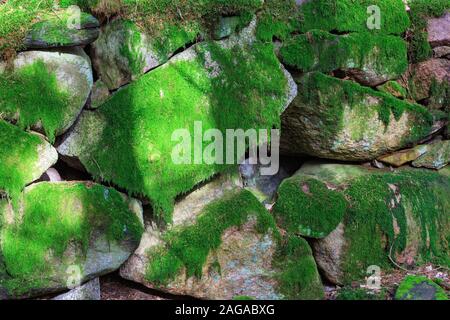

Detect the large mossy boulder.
xmin=0 ymin=48 xmax=93 ymax=142
xmin=0 ymin=121 xmax=57 ymax=201
xmin=58 ymin=22 xmax=296 ymax=223
xmin=91 ymin=19 xmax=199 ymax=90
xmin=120 ymin=182 xmax=323 ymax=300
xmin=24 ymin=8 xmax=100 ymax=49
xmin=280 ymin=72 xmax=443 ymax=161
xmin=273 ymin=162 xmax=450 ymax=285
xmin=298 ymin=0 xmax=410 ymax=35
xmin=0 ymin=182 xmax=143 ymax=299
xmin=280 ymin=31 xmax=408 ymax=86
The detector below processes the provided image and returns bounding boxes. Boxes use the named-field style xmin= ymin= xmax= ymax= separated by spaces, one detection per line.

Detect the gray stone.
xmin=52 ymin=278 xmax=100 ymax=300
xmin=427 ymin=11 xmax=450 ymax=47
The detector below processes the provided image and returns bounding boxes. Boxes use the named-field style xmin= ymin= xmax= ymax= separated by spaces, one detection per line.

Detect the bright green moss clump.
xmin=145 ymin=189 xmax=278 ymax=286
xmin=0 ymin=182 xmax=143 ymax=296
xmin=280 ymin=30 xmax=407 ymax=78
xmin=273 ymin=236 xmax=324 ymax=300
xmin=298 ymin=0 xmax=410 ymax=34
xmin=273 ymin=176 xmax=347 ymax=238
xmin=73 ymin=40 xmax=287 ymax=223
xmin=0 ymin=121 xmax=42 ymax=203
xmin=395 ymin=275 xmax=448 ymax=300
xmin=0 ymin=60 xmax=71 ymax=142
xmin=255 ymin=0 xmax=300 ymax=41
xmin=408 ymin=0 xmax=450 ymax=63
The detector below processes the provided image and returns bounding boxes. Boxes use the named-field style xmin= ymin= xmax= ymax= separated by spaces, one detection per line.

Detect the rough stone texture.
xmin=285 ymin=162 xmax=450 ymax=285
xmin=405 ymin=58 xmax=450 ymax=102
xmin=0 ymin=182 xmax=143 ymax=299
xmin=281 ymin=72 xmax=440 ymax=161
xmin=52 ymin=278 xmax=100 ymax=300
xmin=434 ymin=46 xmax=450 ymax=58
xmin=213 ymin=16 xmax=241 ymax=40
xmin=89 ymin=80 xmax=110 ymax=109
xmin=0 ymin=48 xmax=93 ymax=136
xmin=378 ymin=145 xmax=429 ymax=167
xmin=24 ymin=10 xmax=100 ymax=49
xmin=427 ymin=11 xmax=450 ymax=47
xmin=412 ymin=140 xmax=450 ymax=170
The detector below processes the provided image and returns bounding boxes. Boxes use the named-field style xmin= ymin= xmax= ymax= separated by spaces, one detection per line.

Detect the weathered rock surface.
xmin=121 ymin=179 xmax=323 ymax=300
xmin=434 ymin=46 xmax=450 ymax=58
xmin=412 ymin=140 xmax=450 ymax=170
xmin=24 ymin=9 xmax=100 ymax=49
xmin=395 ymin=275 xmax=448 ymax=300
xmin=89 ymin=80 xmax=110 ymax=109
xmin=0 ymin=48 xmax=93 ymax=140
xmin=0 ymin=121 xmax=58 ymax=198
xmin=377 ymin=81 xmax=407 ymax=99
xmin=405 ymin=58 xmax=450 ymax=102
xmin=281 ymin=72 xmax=441 ymax=161
xmin=280 ymin=31 xmax=408 ymax=86
xmin=378 ymin=145 xmax=429 ymax=167
xmin=427 ymin=11 xmax=450 ymax=47
xmin=0 ymin=182 xmax=143 ymax=299
xmin=58 ymin=21 xmax=296 ymax=223
xmin=91 ymin=19 xmax=198 ymax=90
xmin=52 ymin=278 xmax=100 ymax=300
xmin=273 ymin=162 xmax=450 ymax=284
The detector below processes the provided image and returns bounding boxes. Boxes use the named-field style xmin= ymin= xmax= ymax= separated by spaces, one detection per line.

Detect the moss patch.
xmin=395 ymin=275 xmax=448 ymax=300
xmin=0 ymin=60 xmax=71 ymax=142
xmin=336 ymin=287 xmax=387 ymax=300
xmin=0 ymin=182 xmax=143 ymax=297
xmin=280 ymin=30 xmax=407 ymax=78
xmin=298 ymin=0 xmax=410 ymax=35
xmin=0 ymin=121 xmax=42 ymax=205
xmin=273 ymin=176 xmax=347 ymax=239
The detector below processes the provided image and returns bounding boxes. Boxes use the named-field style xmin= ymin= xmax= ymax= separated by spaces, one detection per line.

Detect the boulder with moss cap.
xmin=120 ymin=175 xmax=323 ymax=300
xmin=280 ymin=72 xmax=443 ymax=161
xmin=0 ymin=181 xmax=143 ymax=299
xmin=0 ymin=48 xmax=93 ymax=142
xmin=273 ymin=162 xmax=450 ymax=285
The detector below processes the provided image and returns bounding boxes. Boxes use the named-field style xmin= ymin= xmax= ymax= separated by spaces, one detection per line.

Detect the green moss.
xmin=273 ymin=236 xmax=324 ymax=300
xmin=299 ymin=72 xmax=433 ymax=142
xmin=395 ymin=275 xmax=448 ymax=300
xmin=0 ymin=60 xmax=71 ymax=142
xmin=0 ymin=121 xmax=42 ymax=206
xmin=0 ymin=182 xmax=143 ymax=297
xmin=298 ymin=0 xmax=410 ymax=35
xmin=280 ymin=31 xmax=408 ymax=78
xmin=342 ymin=169 xmax=450 ymax=283
xmin=273 ymin=176 xmax=347 ymax=239
xmin=428 ymin=78 xmax=450 ymax=109
xmin=144 ymin=189 xmax=278 ymax=286
xmin=408 ymin=0 xmax=450 ymax=63
xmin=377 ymin=81 xmax=407 ymax=99
xmin=336 ymin=287 xmax=387 ymax=300
xmin=233 ymin=295 xmax=255 ymax=300
xmin=74 ymin=40 xmax=287 ymax=223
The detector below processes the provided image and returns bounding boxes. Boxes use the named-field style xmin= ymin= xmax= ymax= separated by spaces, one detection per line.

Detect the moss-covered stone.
xmin=0 ymin=182 xmax=143 ymax=299
xmin=408 ymin=0 xmax=450 ymax=63
xmin=412 ymin=140 xmax=450 ymax=170
xmin=281 ymin=72 xmax=438 ymax=161
xmin=275 ymin=162 xmax=450 ymax=285
xmin=92 ymin=18 xmax=199 ymax=90
xmin=0 ymin=120 xmax=57 ymax=206
xmin=298 ymin=0 xmax=410 ymax=35
xmin=0 ymin=49 xmax=93 ymax=142
xmin=121 ymin=184 xmax=323 ymax=300
xmin=24 ymin=8 xmax=100 ymax=49
xmin=280 ymin=31 xmax=408 ymax=86
xmin=395 ymin=275 xmax=448 ymax=300
xmin=58 ymin=25 xmax=293 ymax=224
